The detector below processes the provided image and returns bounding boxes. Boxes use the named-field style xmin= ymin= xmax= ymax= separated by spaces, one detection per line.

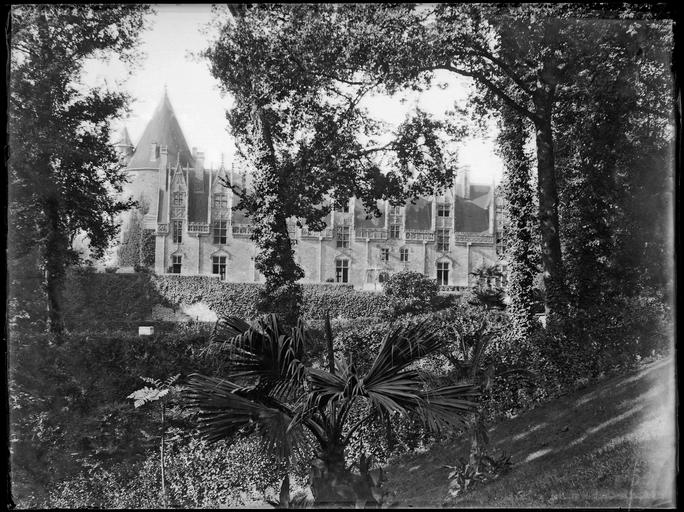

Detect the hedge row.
xmin=63 ymin=271 xmax=159 ymax=330
xmin=151 ymin=275 xmax=389 ymax=320
xmin=61 ymin=272 xmax=389 ymax=330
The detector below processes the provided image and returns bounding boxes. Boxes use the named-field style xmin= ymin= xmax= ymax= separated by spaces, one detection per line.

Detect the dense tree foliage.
xmin=205 ymin=4 xmax=461 ymax=321
xmin=8 ymin=4 xmax=151 ymax=334
xmin=117 ymin=201 xmax=155 ymax=269
xmin=552 ymin=17 xmax=674 ymax=309
xmin=424 ymin=4 xmax=673 ymax=318
xmin=205 ymin=4 xmax=673 ymax=321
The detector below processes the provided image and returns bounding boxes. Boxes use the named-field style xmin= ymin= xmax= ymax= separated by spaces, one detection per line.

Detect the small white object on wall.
xmin=138 ymin=326 xmax=155 ymax=336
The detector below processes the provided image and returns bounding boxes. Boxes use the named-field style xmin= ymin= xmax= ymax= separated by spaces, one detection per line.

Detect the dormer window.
xmin=213 ymin=193 xmax=228 ymax=209
xmin=213 ymin=220 xmax=227 ymax=245
xmin=336 ymin=226 xmax=350 ymax=248
xmin=172 ymin=191 xmax=184 ymax=206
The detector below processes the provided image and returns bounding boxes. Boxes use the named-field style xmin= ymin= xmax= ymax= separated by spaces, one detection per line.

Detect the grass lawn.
xmin=383 ymin=356 xmax=676 ymax=508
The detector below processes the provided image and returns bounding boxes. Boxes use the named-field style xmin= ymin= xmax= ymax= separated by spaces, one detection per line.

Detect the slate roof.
xmin=187 ymin=169 xmax=211 ymax=223
xmin=354 ymin=200 xmax=385 ymax=228
xmin=405 ymin=198 xmax=433 ymax=230
xmin=128 ymin=92 xmax=195 ymax=169
xmin=128 ymin=94 xmax=493 ymax=234
xmin=453 ymin=185 xmax=492 ymax=233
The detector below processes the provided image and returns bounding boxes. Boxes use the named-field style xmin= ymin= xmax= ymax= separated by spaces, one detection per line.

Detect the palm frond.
xmin=364 ymin=319 xmax=444 ymax=389
xmin=205 ymin=315 xmax=252 ymax=351
xmin=416 ymin=383 xmax=480 ymax=430
xmin=184 ymin=374 xmax=301 ymax=456
xmin=203 ymin=314 xmax=309 ymax=401
xmin=358 ymin=320 xmax=479 ymax=429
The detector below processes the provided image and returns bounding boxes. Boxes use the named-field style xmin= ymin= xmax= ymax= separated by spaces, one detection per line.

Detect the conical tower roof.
xmin=127 ymin=90 xmax=195 ymax=169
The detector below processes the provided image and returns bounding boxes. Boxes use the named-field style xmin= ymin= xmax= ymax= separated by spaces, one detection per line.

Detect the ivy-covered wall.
xmin=62 ymin=271 xmax=388 ymax=330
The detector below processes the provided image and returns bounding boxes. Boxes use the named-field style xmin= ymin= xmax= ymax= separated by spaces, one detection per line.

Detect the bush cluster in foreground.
xmin=8 ymin=284 xmax=671 ymax=508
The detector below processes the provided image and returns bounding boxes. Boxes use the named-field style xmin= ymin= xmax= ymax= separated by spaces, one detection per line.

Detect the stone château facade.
xmin=115 ymin=92 xmax=500 ymax=291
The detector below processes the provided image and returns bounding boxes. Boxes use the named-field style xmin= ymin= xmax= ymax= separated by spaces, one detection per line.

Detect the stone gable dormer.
xmin=169 ymin=163 xmax=188 ymax=221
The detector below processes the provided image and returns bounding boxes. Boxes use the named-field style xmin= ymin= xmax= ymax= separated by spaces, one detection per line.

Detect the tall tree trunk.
xmin=499 ymin=108 xmax=537 ymax=339
xmin=45 ymin=198 xmax=66 ymax=337
xmin=533 ymin=90 xmax=567 ymax=320
xmin=249 ymin=107 xmax=303 ymax=325
xmin=227 ymin=5 xmax=303 ymax=326
xmin=311 ymin=444 xmax=376 ymax=506
xmin=228 ymin=6 xmax=303 ymax=327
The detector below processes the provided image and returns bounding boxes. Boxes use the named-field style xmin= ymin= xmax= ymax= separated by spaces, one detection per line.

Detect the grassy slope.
xmin=383 ymin=357 xmax=676 ymax=508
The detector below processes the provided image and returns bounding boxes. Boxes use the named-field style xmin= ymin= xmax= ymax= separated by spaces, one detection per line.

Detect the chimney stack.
xmin=159 ymin=145 xmax=168 ymax=171
xmin=459 ymin=165 xmax=470 ymax=199
xmin=150 ymin=142 xmax=159 ymax=162
xmin=194 ymin=152 xmax=205 ymax=191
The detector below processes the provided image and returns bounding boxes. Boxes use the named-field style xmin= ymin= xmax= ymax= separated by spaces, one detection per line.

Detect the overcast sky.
xmin=84 ymin=4 xmax=503 ymax=184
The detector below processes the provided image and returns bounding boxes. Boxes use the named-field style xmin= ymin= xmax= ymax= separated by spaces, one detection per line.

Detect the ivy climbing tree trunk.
xmin=245 ymin=85 xmax=304 ymax=325
xmin=498 ymin=107 xmax=537 ymax=339
xmin=533 ymin=89 xmax=567 ymax=320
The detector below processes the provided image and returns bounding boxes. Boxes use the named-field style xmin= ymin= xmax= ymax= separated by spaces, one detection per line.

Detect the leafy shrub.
xmin=445 ymin=450 xmax=512 ymax=498
xmin=48 ymin=435 xmax=289 ymax=508
xmin=381 ymin=271 xmax=439 ymax=318
xmin=383 ymin=270 xmax=439 ymax=302
xmin=8 ymin=327 xmax=215 ymax=507
xmin=62 ymin=271 xmax=164 ymax=330
xmin=301 ymin=284 xmax=388 ymax=320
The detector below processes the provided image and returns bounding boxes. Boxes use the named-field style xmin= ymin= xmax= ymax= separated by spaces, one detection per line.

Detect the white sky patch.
xmin=82 ymin=4 xmax=502 ymax=184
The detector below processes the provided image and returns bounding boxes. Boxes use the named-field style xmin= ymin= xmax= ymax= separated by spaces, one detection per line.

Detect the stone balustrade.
xmin=405 ymin=230 xmax=434 ymax=241
xmin=188 ymin=222 xmax=210 ymax=234
xmin=232 ymin=224 xmax=254 ymax=236
xmin=452 ymin=232 xmax=495 ymax=243
xmin=300 ymin=228 xmax=333 ymax=239
xmin=355 ymin=228 xmax=388 ymax=240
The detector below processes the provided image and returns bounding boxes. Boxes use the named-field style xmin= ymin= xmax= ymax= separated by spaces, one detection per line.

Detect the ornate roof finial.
xmin=220 ymin=153 xmax=224 ymax=166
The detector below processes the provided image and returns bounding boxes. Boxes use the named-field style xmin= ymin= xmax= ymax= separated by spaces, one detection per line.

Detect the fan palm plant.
xmin=184 ymin=314 xmax=479 ymax=506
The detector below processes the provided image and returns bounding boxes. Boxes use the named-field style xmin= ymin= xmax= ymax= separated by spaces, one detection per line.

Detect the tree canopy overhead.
xmin=9 ymin=4 xmax=152 ymax=334
xmin=205 ymin=4 xmax=464 ymax=319
xmin=206 ymin=4 xmax=673 ymax=319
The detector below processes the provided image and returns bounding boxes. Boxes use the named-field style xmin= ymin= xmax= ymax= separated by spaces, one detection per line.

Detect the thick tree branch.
xmin=470 ymin=47 xmax=535 ymax=96
xmin=442 ymin=64 xmax=536 ymax=120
